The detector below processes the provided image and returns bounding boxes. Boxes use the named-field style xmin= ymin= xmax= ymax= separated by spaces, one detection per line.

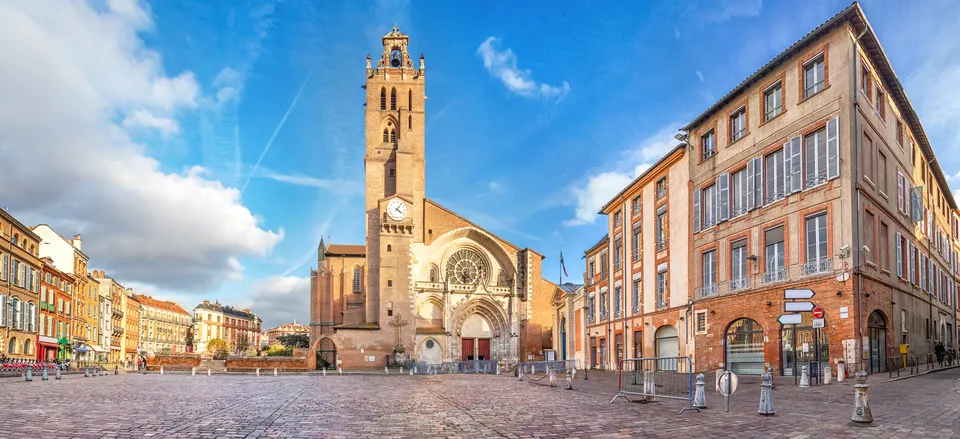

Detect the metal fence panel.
xmin=611 ymin=357 xmax=699 ymax=414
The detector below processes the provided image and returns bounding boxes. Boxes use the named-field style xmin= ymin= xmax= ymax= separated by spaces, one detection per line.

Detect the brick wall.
xmin=145 ymin=354 xmax=200 ymax=371
xmin=225 ymin=356 xmax=309 ymax=371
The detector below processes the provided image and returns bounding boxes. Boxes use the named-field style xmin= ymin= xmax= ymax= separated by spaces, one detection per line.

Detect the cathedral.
xmin=308 ymin=26 xmax=560 ymax=369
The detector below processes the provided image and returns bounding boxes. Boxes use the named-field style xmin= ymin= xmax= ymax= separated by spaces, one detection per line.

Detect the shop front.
xmin=57 ymin=337 xmax=72 ymax=361
xmin=36 ymin=336 xmax=59 ymax=361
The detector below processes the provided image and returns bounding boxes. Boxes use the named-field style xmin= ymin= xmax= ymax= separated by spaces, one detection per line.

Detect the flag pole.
xmin=559 ymin=245 xmax=563 ymax=286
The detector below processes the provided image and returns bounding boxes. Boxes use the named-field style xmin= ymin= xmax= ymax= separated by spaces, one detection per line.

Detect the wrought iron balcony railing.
xmin=695 ymin=283 xmax=718 ymax=299
xmin=728 ymin=276 xmax=750 ymax=292
xmin=800 ymin=257 xmax=833 ymax=276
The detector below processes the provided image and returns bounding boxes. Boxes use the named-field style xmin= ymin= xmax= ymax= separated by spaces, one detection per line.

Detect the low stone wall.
xmin=225 ymin=356 xmax=309 ymax=371
xmin=145 ymin=354 xmax=200 ymax=371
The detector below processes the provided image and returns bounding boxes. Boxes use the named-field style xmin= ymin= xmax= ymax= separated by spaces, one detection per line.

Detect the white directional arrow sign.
xmin=784 ymin=289 xmax=815 ymax=300
xmin=784 ymin=301 xmax=815 ymax=312
xmin=778 ymin=314 xmax=803 ymax=325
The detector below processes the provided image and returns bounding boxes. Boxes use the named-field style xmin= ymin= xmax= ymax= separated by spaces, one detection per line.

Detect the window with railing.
xmin=701 ymin=129 xmax=716 ymax=160
xmin=696 ymin=249 xmax=718 ymax=298
xmin=765 ymin=149 xmax=786 ymax=204
xmin=600 ymin=291 xmax=607 ymax=320
xmin=632 ymin=279 xmax=640 ymax=313
xmin=656 ymin=177 xmax=667 ymax=199
xmin=656 ymin=269 xmax=667 ymax=309
xmin=763 ymin=226 xmax=786 ymax=284
xmin=614 ymin=286 xmax=621 ymax=318
xmin=600 ymin=251 xmax=609 ymax=280
xmin=730 ymin=239 xmax=749 ymax=292
xmin=655 ymin=207 xmax=668 ymax=251
xmin=614 ymin=238 xmax=622 ymax=271
xmin=632 ymin=227 xmax=641 ymax=262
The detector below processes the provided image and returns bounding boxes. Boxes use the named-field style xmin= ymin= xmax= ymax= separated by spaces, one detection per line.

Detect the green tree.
xmin=207 ymin=338 xmax=229 ymax=355
xmin=277 ymin=334 xmax=309 ymax=349
xmin=265 ymin=345 xmax=293 ymax=356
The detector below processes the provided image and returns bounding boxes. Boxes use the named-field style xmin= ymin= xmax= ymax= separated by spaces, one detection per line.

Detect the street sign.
xmin=812 ymin=307 xmax=825 ymax=319
xmin=812 ymin=318 xmax=825 ymax=328
xmin=784 ymin=289 xmax=815 ymax=300
xmin=717 ymin=371 xmax=739 ymax=396
xmin=784 ymin=301 xmax=815 ymax=312
xmin=778 ymin=314 xmax=803 ymax=325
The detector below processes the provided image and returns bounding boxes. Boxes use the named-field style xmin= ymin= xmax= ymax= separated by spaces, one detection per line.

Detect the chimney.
xmin=72 ymin=234 xmax=82 ymax=250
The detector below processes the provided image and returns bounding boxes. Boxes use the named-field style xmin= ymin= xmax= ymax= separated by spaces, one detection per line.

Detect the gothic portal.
xmin=308 ymin=26 xmax=557 ymax=369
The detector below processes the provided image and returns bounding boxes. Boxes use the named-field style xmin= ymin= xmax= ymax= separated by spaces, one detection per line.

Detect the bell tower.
xmin=363 ymin=25 xmax=426 ymax=326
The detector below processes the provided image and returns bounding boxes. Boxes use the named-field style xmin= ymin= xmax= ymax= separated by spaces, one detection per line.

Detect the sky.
xmin=1 ymin=0 xmax=959 ymax=330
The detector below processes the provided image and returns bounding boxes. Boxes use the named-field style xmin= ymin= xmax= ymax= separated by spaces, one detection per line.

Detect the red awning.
xmin=37 ymin=340 xmax=58 ymax=349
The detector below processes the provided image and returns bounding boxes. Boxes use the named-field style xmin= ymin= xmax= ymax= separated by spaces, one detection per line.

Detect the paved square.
xmin=2 ymin=368 xmax=959 ymax=438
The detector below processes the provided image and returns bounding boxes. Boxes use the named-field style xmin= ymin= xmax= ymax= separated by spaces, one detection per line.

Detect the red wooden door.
xmin=477 ymin=338 xmax=491 ymax=360
xmin=462 ymin=338 xmax=474 ymax=361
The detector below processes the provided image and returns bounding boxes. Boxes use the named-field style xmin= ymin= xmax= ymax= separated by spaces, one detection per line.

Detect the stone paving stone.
xmin=1 ymin=368 xmax=959 ymax=437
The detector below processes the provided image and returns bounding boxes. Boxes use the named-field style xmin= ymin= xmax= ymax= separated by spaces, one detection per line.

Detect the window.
xmin=380 ymin=87 xmax=386 ymax=110
xmin=695 ymin=310 xmax=708 ymax=334
xmin=389 ymin=168 xmax=395 ymax=177
xmin=382 ymin=129 xmax=389 ymax=143
xmin=896 ymin=119 xmax=904 ymax=146
xmin=765 ymin=226 xmax=785 ymax=273
xmin=875 ymin=84 xmax=885 ymax=118
xmin=600 ymin=250 xmax=609 ymax=280
xmin=880 ymin=223 xmax=889 ymax=271
xmin=588 ymin=297 xmax=595 ymax=323
xmin=730 ymin=107 xmax=746 ymax=142
xmin=632 ymin=279 xmax=640 ymax=313
xmin=804 ymin=127 xmax=828 ymax=188
xmin=588 ymin=260 xmax=595 ymax=284
xmin=600 ymin=290 xmax=607 ymax=319
xmin=731 ymin=239 xmax=747 ymax=282
xmin=408 ymin=115 xmax=412 ymax=129
xmin=632 ymin=196 xmax=641 ymax=215
xmin=803 ymin=54 xmax=825 ymax=98
xmin=614 ymin=210 xmax=622 ymax=228
xmin=614 ymin=238 xmax=623 ymax=271
xmin=897 ymin=172 xmax=905 ymax=213
xmin=860 ymin=64 xmax=871 ymax=97
xmin=632 ymin=226 xmax=641 ymax=262
xmin=408 ymin=89 xmax=412 ymax=111
xmin=864 ymin=211 xmax=875 ymax=264
xmin=389 ymin=129 xmax=396 ymax=144
xmin=352 ymin=267 xmax=362 ymax=293
xmin=701 ymin=129 xmax=716 ymax=160
xmin=764 ymin=81 xmax=783 ymax=121
xmin=656 ymin=266 xmax=667 ymax=308
xmin=390 ymin=88 xmax=397 ymax=110
xmin=614 ymin=286 xmax=621 ymax=317
xmin=655 ymin=207 xmax=668 ymax=249
xmin=702 ymin=183 xmax=716 ymax=229
xmin=765 ymin=149 xmax=785 ymax=204
xmin=878 ymin=150 xmax=888 ymax=195
xmin=862 ymin=133 xmax=873 ymax=183
xmin=656 ymin=177 xmax=667 ymax=199
xmin=731 ymin=168 xmax=748 ymax=217
xmin=805 ymin=212 xmax=828 ymax=262
xmin=701 ymin=249 xmax=717 ymax=288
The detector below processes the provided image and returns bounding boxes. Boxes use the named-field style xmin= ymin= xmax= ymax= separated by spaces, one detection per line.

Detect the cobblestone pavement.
xmin=1 ymin=367 xmax=959 ymax=438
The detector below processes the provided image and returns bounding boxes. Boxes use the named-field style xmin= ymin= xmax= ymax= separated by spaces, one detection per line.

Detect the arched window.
xmin=383 ymin=129 xmax=389 ymax=143
xmin=497 ymin=270 xmax=508 ymax=286
xmin=8 ymin=337 xmax=16 ymax=354
xmin=23 ymin=339 xmax=31 ymax=355
xmin=408 ymin=115 xmax=412 ymax=130
xmin=429 ymin=266 xmax=438 ymax=282
xmin=390 ymin=129 xmax=396 ymax=144
xmin=12 ymin=298 xmax=21 ymax=330
xmin=380 ymin=88 xmax=386 ymax=110
xmin=27 ymin=302 xmax=35 ymax=332
xmin=390 ymin=88 xmax=397 ymax=110
xmin=352 ymin=267 xmax=362 ymax=293
xmin=12 ymin=234 xmax=19 ymax=246
xmin=408 ymin=89 xmax=412 ymax=110
xmin=386 ymin=244 xmax=392 ymax=252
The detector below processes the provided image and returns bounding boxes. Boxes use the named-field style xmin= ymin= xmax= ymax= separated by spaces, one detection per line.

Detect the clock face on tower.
xmin=386 ymin=198 xmax=407 ymax=221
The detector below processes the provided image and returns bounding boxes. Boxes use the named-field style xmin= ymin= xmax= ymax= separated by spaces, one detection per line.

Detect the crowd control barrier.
xmin=611 ymin=356 xmax=699 ymax=414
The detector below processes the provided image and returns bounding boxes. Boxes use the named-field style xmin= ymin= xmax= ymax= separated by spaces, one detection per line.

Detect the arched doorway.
xmin=725 ymin=318 xmax=765 ymax=375
xmin=868 ymin=311 xmax=887 ymax=374
xmin=317 ymin=338 xmax=337 ymax=370
xmin=461 ymin=314 xmax=493 ymax=361
xmin=559 ymin=318 xmax=567 ymax=361
xmin=655 ymin=325 xmax=679 ymax=370
xmin=417 ymin=338 xmax=443 ymax=365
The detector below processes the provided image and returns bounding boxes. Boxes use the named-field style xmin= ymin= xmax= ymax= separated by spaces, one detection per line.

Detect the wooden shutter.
xmin=717 ymin=173 xmax=730 ymax=222
xmin=693 ymin=187 xmax=700 ymax=233
xmin=896 ymin=232 xmax=902 ymax=277
xmin=746 ymin=158 xmax=756 ymax=211
xmin=826 ymin=116 xmax=840 ymax=179
xmin=788 ymin=136 xmax=802 ymax=193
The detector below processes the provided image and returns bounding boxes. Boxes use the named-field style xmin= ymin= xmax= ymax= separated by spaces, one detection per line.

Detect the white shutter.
xmin=0 ymin=295 xmax=4 ymax=327
xmin=826 ymin=116 xmax=840 ymax=179
xmin=929 ymin=260 xmax=935 ymax=293
xmin=921 ymin=255 xmax=927 ymax=291
xmin=788 ymin=136 xmax=802 ymax=193
xmin=782 ymin=141 xmax=792 ymax=194
xmin=746 ymin=159 xmax=756 ymax=211
xmin=693 ymin=186 xmax=701 ymax=233
xmin=718 ymin=173 xmax=730 ymax=222
xmin=897 ymin=173 xmax=904 ymax=212
xmin=911 ymin=188 xmax=924 ymax=222
xmin=896 ymin=232 xmax=902 ymax=277
xmin=755 ymin=157 xmax=764 ymax=208
xmin=909 ymin=243 xmax=915 ymax=283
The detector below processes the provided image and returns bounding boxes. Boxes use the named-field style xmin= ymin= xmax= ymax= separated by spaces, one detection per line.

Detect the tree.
xmin=234 ymin=333 xmax=251 ymax=355
xmin=277 ymin=334 xmax=309 ymax=349
xmin=207 ymin=338 xmax=229 ymax=355
xmin=265 ymin=345 xmax=292 ymax=356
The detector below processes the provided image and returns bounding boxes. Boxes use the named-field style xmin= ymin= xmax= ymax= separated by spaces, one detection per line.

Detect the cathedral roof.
xmin=384 ymin=25 xmax=407 ymax=39
xmin=325 ymin=244 xmax=365 ymax=257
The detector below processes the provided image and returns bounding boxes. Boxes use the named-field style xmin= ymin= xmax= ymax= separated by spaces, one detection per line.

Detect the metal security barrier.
xmin=424 ymin=360 xmax=498 ymax=374
xmin=611 ymin=356 xmax=699 ymax=414
xmin=518 ymin=360 xmax=575 ymax=375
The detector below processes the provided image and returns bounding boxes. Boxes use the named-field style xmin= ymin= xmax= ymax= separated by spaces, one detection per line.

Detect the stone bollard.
xmin=571 ymin=367 xmax=577 ymax=380
xmin=837 ymin=362 xmax=846 ymax=382
xmin=192 ymin=367 xmax=196 ymax=376
xmin=274 ymin=368 xmax=278 ymax=376
xmin=565 ymin=373 xmax=574 ymax=390
xmin=549 ymin=368 xmax=557 ymax=387
xmin=338 ymin=367 xmax=342 ymax=376
xmin=160 ymin=366 xmax=164 ymax=376
xmin=496 ymin=363 xmax=501 ymax=375
xmin=84 ymin=367 xmax=89 ymax=377
xmin=322 ymin=368 xmax=326 ymax=377
xmin=256 ymin=368 xmax=260 ymax=377
xmin=409 ymin=368 xmax=413 ymax=376
xmin=25 ymin=367 xmax=33 ymax=381
xmin=758 ymin=371 xmax=776 ymax=416
xmin=518 ymin=367 xmax=524 ymax=382
xmin=115 ymin=365 xmax=118 ymax=375
xmin=851 ymin=371 xmax=873 ymax=424
xmin=384 ymin=366 xmax=388 ymax=374
xmin=799 ymin=365 xmax=810 ymax=388
xmin=583 ymin=368 xmax=588 ymax=381
xmin=823 ymin=366 xmax=832 ymax=385
xmin=207 ymin=368 xmax=211 ymax=376
xmin=693 ymin=373 xmax=707 ymax=409
xmin=42 ymin=365 xmax=49 ymax=381
xmin=530 ymin=364 xmax=535 ymax=375
xmin=55 ymin=367 xmax=62 ymax=380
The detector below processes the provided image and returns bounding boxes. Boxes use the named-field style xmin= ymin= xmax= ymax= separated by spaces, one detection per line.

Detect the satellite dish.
xmin=836 ymin=272 xmax=850 ymax=282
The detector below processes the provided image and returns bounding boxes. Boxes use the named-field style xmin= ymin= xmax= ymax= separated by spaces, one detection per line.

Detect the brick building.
xmin=309 ymin=26 xmax=558 ymax=369
xmin=124 ymin=290 xmax=140 ymax=363
xmin=193 ymin=300 xmax=261 ymax=355
xmin=136 ymin=295 xmax=191 ymax=355
xmin=0 ymin=208 xmax=42 ymax=360
xmin=264 ymin=321 xmax=309 ymax=347
xmin=38 ymin=259 xmax=73 ymax=361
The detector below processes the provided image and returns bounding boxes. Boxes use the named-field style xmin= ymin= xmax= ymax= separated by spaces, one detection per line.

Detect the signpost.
xmin=812 ymin=307 xmax=825 ymax=319
xmin=784 ymin=289 xmax=815 ymax=299
xmin=782 ymin=289 xmax=823 ymax=386
xmin=777 ymin=314 xmax=803 ymax=325
xmin=812 ymin=318 xmax=825 ymax=329
xmin=717 ymin=370 xmax=739 ymax=413
xmin=784 ymin=302 xmax=816 ymax=312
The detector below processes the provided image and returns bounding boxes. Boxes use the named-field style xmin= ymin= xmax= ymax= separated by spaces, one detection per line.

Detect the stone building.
xmin=583 ymin=146 xmax=691 ymax=371
xmin=550 ymin=283 xmax=584 ymax=367
xmin=309 ymin=26 xmax=558 ymax=369
xmin=685 ymin=2 xmax=958 ymax=376
xmin=264 ymin=321 xmax=309 ymax=347
xmin=32 ymin=225 xmax=90 ymax=360
xmin=91 ymin=270 xmax=125 ymax=363
xmin=0 ymin=208 xmax=42 ymax=360
xmin=124 ymin=290 xmax=141 ymax=363
xmin=193 ymin=300 xmax=262 ymax=355
xmin=136 ymin=295 xmax=191 ymax=354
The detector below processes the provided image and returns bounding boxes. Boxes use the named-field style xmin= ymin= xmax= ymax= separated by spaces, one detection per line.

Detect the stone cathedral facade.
xmin=308 ymin=27 xmax=558 ymax=369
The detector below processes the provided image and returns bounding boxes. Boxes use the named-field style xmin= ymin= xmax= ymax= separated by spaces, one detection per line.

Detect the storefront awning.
xmin=74 ymin=346 xmax=89 ymax=353
xmin=88 ymin=345 xmax=106 ymax=353
xmin=58 ymin=337 xmax=72 ymax=345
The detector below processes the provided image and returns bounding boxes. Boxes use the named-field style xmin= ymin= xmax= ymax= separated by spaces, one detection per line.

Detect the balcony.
xmin=728 ymin=276 xmax=751 ymax=292
xmin=599 ymin=312 xmax=608 ymax=321
xmin=695 ymin=283 xmax=719 ymax=299
xmin=656 ymin=300 xmax=667 ymax=310
xmin=656 ymin=187 xmax=667 ymax=200
xmin=589 ymin=314 xmax=596 ymax=324
xmin=112 ymin=308 xmax=124 ymax=318
xmin=656 ymin=239 xmax=668 ymax=252
xmin=761 ymin=268 xmax=788 ymax=285
xmin=800 ymin=258 xmax=833 ymax=276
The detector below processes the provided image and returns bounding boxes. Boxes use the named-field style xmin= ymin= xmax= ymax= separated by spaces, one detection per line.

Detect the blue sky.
xmin=2 ymin=0 xmax=959 ymax=329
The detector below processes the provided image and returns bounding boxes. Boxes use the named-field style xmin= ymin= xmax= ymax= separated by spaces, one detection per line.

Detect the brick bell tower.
xmin=363 ymin=25 xmax=426 ymax=342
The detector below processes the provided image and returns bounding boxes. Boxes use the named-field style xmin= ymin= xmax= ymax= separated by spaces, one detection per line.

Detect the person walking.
xmin=935 ymin=341 xmax=946 ymax=367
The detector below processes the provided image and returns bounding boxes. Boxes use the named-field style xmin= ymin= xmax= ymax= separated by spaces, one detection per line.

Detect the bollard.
xmin=400 ymin=366 xmax=404 ymax=374
xmin=207 ymin=368 xmax=211 ymax=376
xmin=42 ymin=365 xmax=49 ymax=381
xmin=26 ymin=367 xmax=34 ymax=381
xmin=384 ymin=366 xmax=388 ymax=374
xmin=142 ymin=367 xmax=146 ymax=375
xmin=530 ymin=364 xmax=534 ymax=375
xmin=496 ymin=363 xmax=501 ymax=375
xmin=837 ymin=362 xmax=846 ymax=382
xmin=84 ymin=367 xmax=89 ymax=377
xmin=55 ymin=367 xmax=62 ymax=380
xmin=160 ymin=366 xmax=164 ymax=375
xmin=409 ymin=368 xmax=413 ymax=376
xmin=256 ymin=368 xmax=260 ymax=377
xmin=823 ymin=366 xmax=832 ymax=385
xmin=571 ymin=367 xmax=577 ymax=380
xmin=583 ymin=368 xmax=588 ymax=381
xmin=693 ymin=373 xmax=707 ymax=409
xmin=518 ymin=367 xmax=524 ymax=382
xmin=322 ymin=368 xmax=326 ymax=377
xmin=565 ymin=373 xmax=574 ymax=390
xmin=758 ymin=371 xmax=776 ymax=416
xmin=799 ymin=365 xmax=810 ymax=388
xmin=338 ymin=367 xmax=342 ymax=376
xmin=115 ymin=365 xmax=118 ymax=375
xmin=192 ymin=367 xmax=196 ymax=376
xmin=851 ymin=371 xmax=873 ymax=424
xmin=644 ymin=370 xmax=657 ymax=401
xmin=549 ymin=368 xmax=557 ymax=387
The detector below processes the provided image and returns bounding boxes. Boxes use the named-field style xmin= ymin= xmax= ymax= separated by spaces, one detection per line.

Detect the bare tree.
xmin=234 ymin=332 xmax=251 ymax=355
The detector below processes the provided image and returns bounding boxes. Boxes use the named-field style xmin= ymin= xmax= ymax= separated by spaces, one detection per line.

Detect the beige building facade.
xmin=0 ymin=209 xmax=42 ymax=360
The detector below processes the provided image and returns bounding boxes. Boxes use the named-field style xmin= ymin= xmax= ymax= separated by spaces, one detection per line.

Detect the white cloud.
xmin=0 ymin=0 xmax=282 ymax=291
xmin=702 ymin=0 xmax=763 ymax=23
xmin=696 ymin=71 xmax=705 ymax=83
xmin=477 ymin=37 xmax=570 ymax=100
xmin=247 ymin=276 xmax=311 ymax=329
xmin=488 ymin=181 xmax=505 ymax=193
xmin=565 ymin=124 xmax=682 ymax=226
xmin=255 ymin=167 xmax=364 ymax=195
xmin=121 ymin=109 xmax=180 ymax=136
